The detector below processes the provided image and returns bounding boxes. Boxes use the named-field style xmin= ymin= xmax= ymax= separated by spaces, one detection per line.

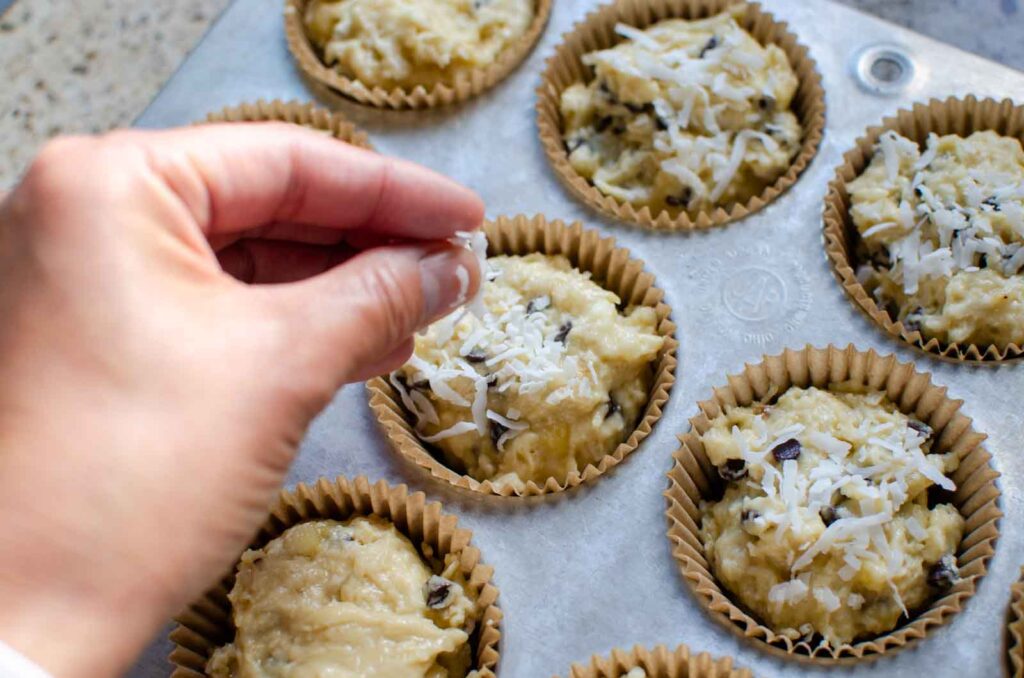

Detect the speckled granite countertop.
xmin=0 ymin=0 xmax=1021 ymax=190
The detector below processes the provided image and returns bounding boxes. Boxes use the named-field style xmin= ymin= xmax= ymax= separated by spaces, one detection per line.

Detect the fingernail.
xmin=419 ymin=248 xmax=470 ymax=320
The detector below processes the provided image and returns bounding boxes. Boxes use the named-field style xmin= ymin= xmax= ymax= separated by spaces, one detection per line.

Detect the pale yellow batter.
xmin=849 ymin=130 xmax=1024 ymax=347
xmin=559 ymin=8 xmax=802 ymax=215
xmin=700 ymin=386 xmax=964 ymax=646
xmin=304 ymin=0 xmax=534 ymax=89
xmin=393 ymin=254 xmax=664 ymax=490
xmin=208 ymin=517 xmax=479 ymax=678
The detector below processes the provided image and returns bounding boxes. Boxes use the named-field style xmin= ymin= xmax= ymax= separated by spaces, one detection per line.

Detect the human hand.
xmin=0 ymin=124 xmax=482 ymax=677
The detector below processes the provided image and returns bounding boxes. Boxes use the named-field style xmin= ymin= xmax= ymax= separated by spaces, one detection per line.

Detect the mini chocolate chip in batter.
xmin=927 ymin=555 xmax=959 ymax=590
xmin=718 ymin=458 xmax=748 ymax=481
xmin=771 ymin=438 xmax=801 ymax=462
xmin=699 ymin=35 xmax=720 ymax=58
xmin=907 ymin=419 xmax=933 ymax=441
xmin=605 ymin=396 xmax=620 ymax=419
xmin=819 ymin=506 xmax=838 ymax=526
xmin=465 ymin=350 xmax=487 ymax=364
xmin=424 ymin=575 xmax=456 ymax=608
xmin=554 ymin=321 xmax=572 ymax=344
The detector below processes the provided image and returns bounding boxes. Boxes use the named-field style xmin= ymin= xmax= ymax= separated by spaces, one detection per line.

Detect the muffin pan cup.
xmin=664 ymin=344 xmax=1001 ymax=663
xmin=284 ymin=0 xmax=553 ymax=110
xmin=367 ymin=213 xmax=678 ymax=496
xmin=536 ymin=0 xmax=826 ymax=231
xmin=203 ymin=98 xmax=373 ymax=147
xmin=559 ymin=643 xmax=751 ymax=678
xmin=167 ymin=476 xmax=503 ymax=677
xmin=822 ymin=95 xmax=1024 ymax=363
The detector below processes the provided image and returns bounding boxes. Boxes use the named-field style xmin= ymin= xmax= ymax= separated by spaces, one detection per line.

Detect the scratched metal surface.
xmin=130 ymin=1 xmax=1024 ymax=676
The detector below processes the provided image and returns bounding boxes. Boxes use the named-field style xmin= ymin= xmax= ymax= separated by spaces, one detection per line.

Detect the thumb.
xmin=276 ymin=242 xmax=480 ymax=388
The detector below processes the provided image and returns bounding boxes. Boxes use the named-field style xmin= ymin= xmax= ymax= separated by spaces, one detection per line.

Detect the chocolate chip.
xmin=983 ymin=196 xmax=1001 ymax=211
xmin=979 ymin=253 xmax=989 ymax=269
xmin=424 ymin=576 xmax=456 ymax=608
xmin=927 ymin=555 xmax=959 ymax=590
xmin=757 ymin=95 xmax=776 ymax=112
xmin=595 ymin=116 xmax=614 ymax=133
xmin=869 ymin=247 xmax=893 ymax=269
xmin=526 ymin=296 xmax=550 ymax=314
xmin=913 ymin=185 xmax=924 ymax=198
xmin=903 ymin=308 xmax=924 ymax=333
xmin=465 ymin=350 xmax=487 ymax=363
xmin=486 ymin=374 xmax=499 ymax=388
xmin=699 ymin=35 xmax=719 ymax=58
xmin=665 ymin=186 xmax=693 ymax=208
xmin=741 ymin=508 xmax=760 ymax=523
xmin=565 ymin=136 xmax=586 ymax=154
xmin=927 ymin=485 xmax=956 ymax=509
xmin=605 ymin=397 xmax=620 ymax=419
xmin=764 ymin=124 xmax=781 ymax=136
xmin=490 ymin=420 xmax=508 ymax=446
xmin=717 ymin=458 xmax=747 ymax=481
xmin=819 ymin=506 xmax=838 ymax=526
xmin=554 ymin=321 xmax=572 ymax=344
xmin=625 ymin=101 xmax=646 ymax=114
xmin=907 ymin=419 xmax=933 ymax=441
xmin=654 ymin=115 xmax=668 ymax=131
xmin=771 ymin=438 xmax=801 ymax=462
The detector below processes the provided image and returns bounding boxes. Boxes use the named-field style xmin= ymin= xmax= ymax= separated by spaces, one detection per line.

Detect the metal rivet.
xmin=852 ymin=44 xmax=916 ymax=96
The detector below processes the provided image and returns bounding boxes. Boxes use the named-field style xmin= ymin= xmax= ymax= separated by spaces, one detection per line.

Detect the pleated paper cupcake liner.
xmin=204 ymin=98 xmax=372 ymax=148
xmin=560 ymin=643 xmax=751 ymax=678
xmin=284 ymin=0 xmax=552 ymax=110
xmin=367 ymin=213 xmax=678 ymax=497
xmin=168 ymin=476 xmax=502 ymax=677
xmin=822 ymin=95 xmax=1024 ymax=363
xmin=665 ymin=344 xmax=1001 ymax=663
xmin=536 ymin=0 xmax=825 ymax=231
xmin=1008 ymin=567 xmax=1024 ymax=677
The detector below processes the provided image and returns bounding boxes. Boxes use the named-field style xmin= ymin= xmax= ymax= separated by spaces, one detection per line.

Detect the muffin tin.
xmin=134 ymin=0 xmax=1024 ymax=676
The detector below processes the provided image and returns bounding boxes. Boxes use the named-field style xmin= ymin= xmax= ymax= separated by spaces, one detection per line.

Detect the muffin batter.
xmin=699 ymin=386 xmax=964 ymax=646
xmin=849 ymin=130 xmax=1024 ymax=347
xmin=559 ymin=9 xmax=802 ymax=215
xmin=392 ymin=254 xmax=664 ymax=489
xmin=208 ymin=517 xmax=479 ymax=678
xmin=304 ymin=0 xmax=534 ymax=89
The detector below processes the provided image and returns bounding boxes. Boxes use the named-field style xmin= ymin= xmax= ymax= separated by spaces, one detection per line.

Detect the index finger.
xmin=126 ymin=122 xmax=484 ymax=239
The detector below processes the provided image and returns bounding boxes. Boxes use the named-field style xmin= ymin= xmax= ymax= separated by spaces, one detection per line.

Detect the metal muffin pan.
xmin=132 ymin=1 xmax=1024 ymax=676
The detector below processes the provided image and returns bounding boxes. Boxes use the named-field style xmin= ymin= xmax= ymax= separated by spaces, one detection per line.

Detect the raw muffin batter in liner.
xmin=849 ymin=130 xmax=1024 ymax=348
xmin=558 ymin=7 xmax=803 ymax=215
xmin=699 ymin=386 xmax=963 ymax=647
xmin=304 ymin=0 xmax=535 ymax=90
xmin=391 ymin=252 xmax=664 ymax=491
xmin=208 ymin=516 xmax=480 ymax=677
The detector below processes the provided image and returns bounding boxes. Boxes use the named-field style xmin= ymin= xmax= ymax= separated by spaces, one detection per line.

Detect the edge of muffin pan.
xmin=167 ymin=476 xmax=503 ymax=678
xmin=557 ymin=643 xmax=752 ymax=678
xmin=366 ymin=213 xmax=679 ymax=497
xmin=823 ymin=95 xmax=1024 ymax=364
xmin=283 ymin=0 xmax=553 ymax=110
xmin=203 ymin=98 xmax=374 ymax=148
xmin=535 ymin=0 xmax=826 ymax=231
xmin=664 ymin=344 xmax=1002 ymax=664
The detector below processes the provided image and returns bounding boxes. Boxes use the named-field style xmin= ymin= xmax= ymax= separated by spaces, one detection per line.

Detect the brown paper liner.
xmin=167 ymin=476 xmax=502 ymax=677
xmin=284 ymin=0 xmax=552 ymax=110
xmin=562 ymin=643 xmax=751 ymax=678
xmin=1009 ymin=567 xmax=1024 ymax=677
xmin=823 ymin=95 xmax=1024 ymax=363
xmin=664 ymin=344 xmax=1001 ymax=664
xmin=367 ymin=214 xmax=678 ymax=497
xmin=536 ymin=0 xmax=825 ymax=231
xmin=204 ymin=98 xmax=373 ymax=149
